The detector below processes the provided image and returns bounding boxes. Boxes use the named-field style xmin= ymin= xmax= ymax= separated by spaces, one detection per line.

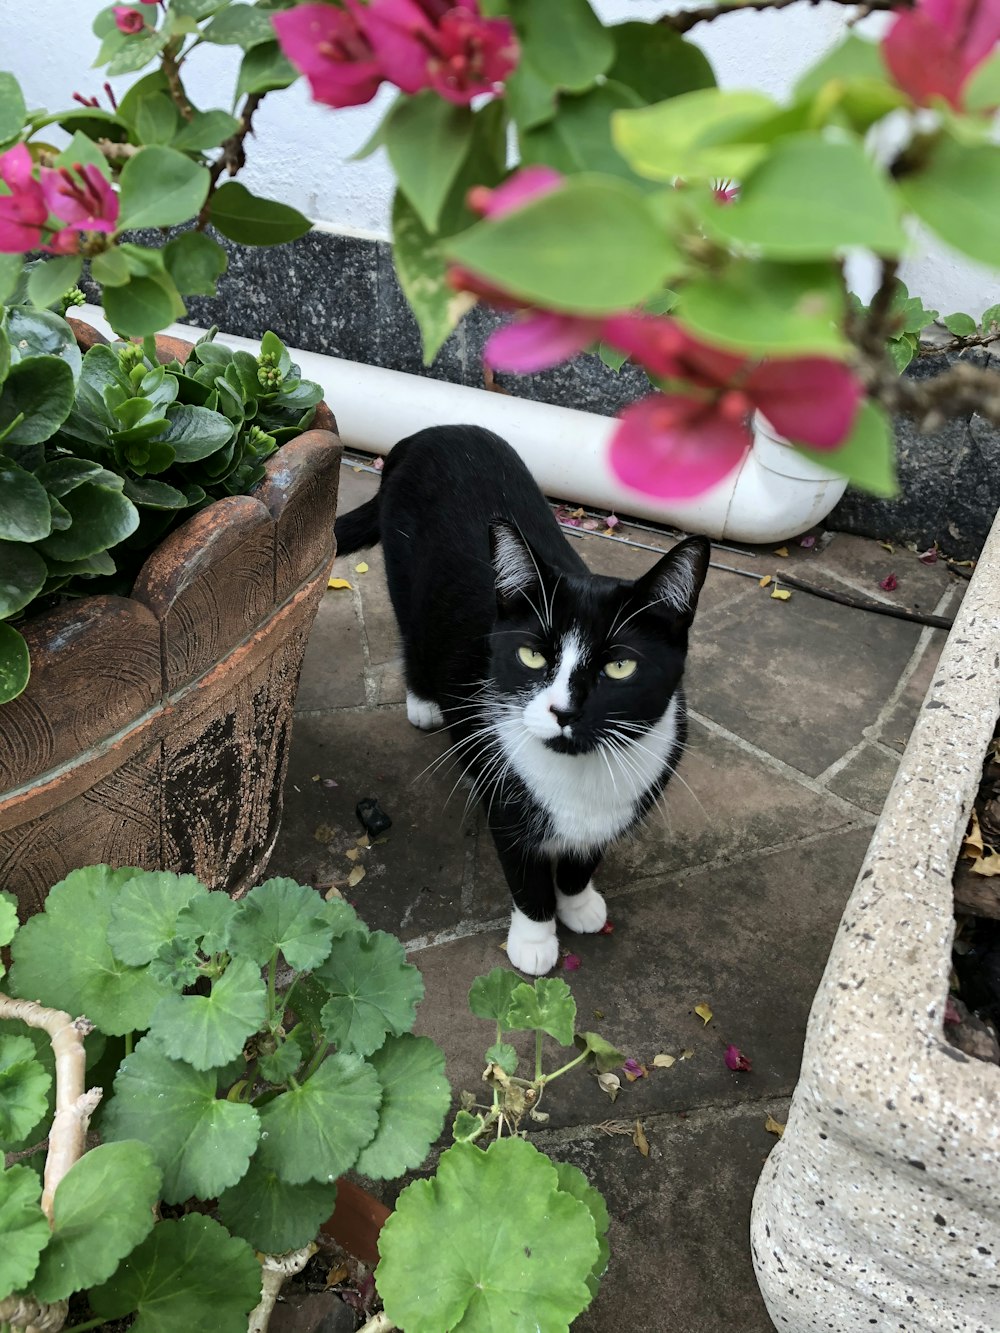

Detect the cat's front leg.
xmin=488 ymin=821 xmax=559 ymax=975
xmin=555 ymin=852 xmax=607 ymax=934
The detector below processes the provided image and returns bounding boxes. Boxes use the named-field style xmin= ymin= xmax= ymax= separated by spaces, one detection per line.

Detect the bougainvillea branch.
xmin=661 ymin=0 xmax=911 ymax=32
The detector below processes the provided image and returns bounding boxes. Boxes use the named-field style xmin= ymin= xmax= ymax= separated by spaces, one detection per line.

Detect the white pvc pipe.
xmin=77 ymin=306 xmax=848 ymax=544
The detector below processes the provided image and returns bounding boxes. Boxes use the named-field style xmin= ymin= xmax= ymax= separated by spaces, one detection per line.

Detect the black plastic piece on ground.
xmin=356 ymin=797 xmax=392 ymax=838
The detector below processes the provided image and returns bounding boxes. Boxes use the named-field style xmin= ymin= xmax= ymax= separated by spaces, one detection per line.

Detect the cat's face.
xmin=486 ymin=526 xmax=710 ymax=757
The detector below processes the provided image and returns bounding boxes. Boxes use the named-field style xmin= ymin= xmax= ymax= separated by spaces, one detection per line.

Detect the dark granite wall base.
xmin=85 ymin=227 xmax=1000 ymax=557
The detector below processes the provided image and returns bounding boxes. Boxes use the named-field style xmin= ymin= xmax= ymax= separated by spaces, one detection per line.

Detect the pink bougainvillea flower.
xmin=563 ymin=953 xmax=581 ymax=972
xmin=365 ymin=0 xmax=518 ymax=105
xmin=484 ymin=311 xmax=602 ymax=373
xmin=113 ymin=6 xmax=146 ymax=33
xmin=41 ymin=163 xmax=119 ymax=234
xmin=712 ymin=178 xmax=740 ymax=205
xmin=879 ymin=572 xmax=899 ymax=591
xmin=273 ymin=1 xmax=385 ymax=109
xmin=742 ymin=357 xmax=862 ymax=450
xmin=468 ymin=165 xmax=563 ymax=220
xmin=611 ymin=392 xmax=755 ymax=500
xmin=882 ymin=0 xmax=1000 ymax=109
xmin=602 ymin=313 xmax=747 ymax=387
xmin=724 ymin=1044 xmax=752 ymax=1072
xmin=0 ymin=144 xmax=48 ymax=253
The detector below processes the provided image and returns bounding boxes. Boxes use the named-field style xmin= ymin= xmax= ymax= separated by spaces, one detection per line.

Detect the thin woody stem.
xmin=660 ymin=0 xmax=910 ymax=32
xmin=195 ymin=91 xmax=266 ymax=230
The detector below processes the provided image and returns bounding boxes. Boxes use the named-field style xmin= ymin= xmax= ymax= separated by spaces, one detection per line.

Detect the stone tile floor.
xmin=269 ymin=460 xmax=967 ymax=1333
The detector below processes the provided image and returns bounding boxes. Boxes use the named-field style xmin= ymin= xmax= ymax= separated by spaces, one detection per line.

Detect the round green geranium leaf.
xmin=552 ymin=1160 xmax=611 ymax=1298
xmin=377 ymin=1139 xmax=599 ymax=1333
xmin=216 ymin=1154 xmax=338 ymax=1254
xmin=101 ymin=1037 xmax=260 ymax=1203
xmin=9 ymin=866 xmax=173 ymax=1035
xmin=226 ymin=877 xmax=339 ymax=971
xmin=0 ymin=1164 xmax=48 ymax=1301
xmin=30 ymin=1142 xmax=161 ymax=1302
xmin=148 ymin=957 xmax=267 ymax=1071
xmin=316 ymin=929 xmax=424 ymax=1057
xmin=256 ymin=1052 xmax=381 ymax=1186
xmin=107 ymin=871 xmax=208 ymax=966
xmin=356 ymin=1034 xmax=450 ymax=1180
xmin=90 ymin=1213 xmax=261 ymax=1333
xmin=0 ymin=1036 xmax=52 ymax=1150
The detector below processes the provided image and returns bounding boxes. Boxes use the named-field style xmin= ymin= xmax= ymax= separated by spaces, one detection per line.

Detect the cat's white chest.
xmin=500 ymin=695 xmax=681 ymax=854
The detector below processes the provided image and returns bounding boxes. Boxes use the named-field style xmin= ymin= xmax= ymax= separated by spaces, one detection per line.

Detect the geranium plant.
xmin=0 ymin=294 xmax=321 ymax=703
xmin=0 ymin=871 xmax=615 ymax=1333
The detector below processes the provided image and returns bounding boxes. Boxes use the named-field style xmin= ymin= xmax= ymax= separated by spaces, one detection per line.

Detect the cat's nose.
xmin=549 ymin=704 xmax=581 ymax=728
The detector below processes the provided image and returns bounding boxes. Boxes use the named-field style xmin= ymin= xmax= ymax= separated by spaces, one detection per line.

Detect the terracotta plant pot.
xmin=0 ymin=329 xmax=343 ymax=916
xmin=323 ymin=1179 xmax=391 ymax=1267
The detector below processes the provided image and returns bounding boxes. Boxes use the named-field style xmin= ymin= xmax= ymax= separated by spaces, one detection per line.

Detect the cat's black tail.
xmin=334 ymin=494 xmax=381 ymax=555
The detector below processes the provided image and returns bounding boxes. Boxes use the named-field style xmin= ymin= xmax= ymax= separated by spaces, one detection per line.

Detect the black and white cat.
xmin=334 ymin=425 xmax=709 ymax=975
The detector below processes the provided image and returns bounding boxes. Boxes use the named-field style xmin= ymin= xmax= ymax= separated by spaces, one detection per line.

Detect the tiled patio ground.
xmin=269 ymin=460 xmax=966 ymax=1333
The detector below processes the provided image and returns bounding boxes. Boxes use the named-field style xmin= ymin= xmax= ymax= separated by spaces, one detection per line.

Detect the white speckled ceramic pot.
xmin=751 ymin=508 xmax=1000 ymax=1332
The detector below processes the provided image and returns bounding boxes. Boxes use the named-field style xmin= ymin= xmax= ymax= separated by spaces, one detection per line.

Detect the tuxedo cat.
xmin=334 ymin=425 xmax=709 ymax=974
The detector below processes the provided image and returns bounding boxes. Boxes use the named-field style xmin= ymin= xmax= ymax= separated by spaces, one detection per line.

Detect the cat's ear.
xmin=631 ymin=535 xmax=710 ymax=626
xmin=489 ymin=522 xmax=544 ymax=613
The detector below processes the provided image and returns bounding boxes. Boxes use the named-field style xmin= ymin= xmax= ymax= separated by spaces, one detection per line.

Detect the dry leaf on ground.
xmin=314 ymin=824 xmax=336 ymax=845
xmin=354 ymin=562 xmax=369 ymax=574
xmin=327 ymin=578 xmax=352 ymax=590
xmin=879 ymin=541 xmax=894 ymax=553
xmin=652 ymin=1053 xmax=676 ymax=1068
xmin=759 ymin=575 xmax=772 ymax=588
xmin=764 ymin=1115 xmax=786 ymax=1137
xmin=773 ymin=546 xmax=789 ymax=558
xmin=964 ymin=810 xmax=985 ymax=859
xmin=770 ymin=588 xmax=792 ymax=601
xmin=347 ymin=865 xmax=366 ymax=887
xmin=597 ymin=1072 xmax=621 ymax=1102
xmin=694 ymin=1003 xmax=713 ymax=1025
xmin=633 ymin=1120 xmax=650 ymax=1157
xmin=679 ymin=1048 xmax=694 ymax=1060
xmin=970 ymin=855 xmax=1000 ymax=878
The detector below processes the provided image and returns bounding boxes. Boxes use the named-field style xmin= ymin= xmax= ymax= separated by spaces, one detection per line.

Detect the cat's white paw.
xmin=406 ymin=692 xmax=444 ymax=730
xmin=556 ymin=883 xmax=607 ymax=933
xmin=506 ymin=908 xmax=559 ymax=975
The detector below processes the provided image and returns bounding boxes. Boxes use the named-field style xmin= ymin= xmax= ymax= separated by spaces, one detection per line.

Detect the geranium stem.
xmin=534 ymin=1030 xmax=543 ymax=1082
xmin=541 ymin=1050 xmax=589 ymax=1084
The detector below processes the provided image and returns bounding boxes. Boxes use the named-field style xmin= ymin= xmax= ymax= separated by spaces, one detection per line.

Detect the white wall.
xmin=3 ymin=0 xmax=997 ymax=315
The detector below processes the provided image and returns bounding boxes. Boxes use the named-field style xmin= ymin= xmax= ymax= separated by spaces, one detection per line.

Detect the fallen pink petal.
xmin=918 ymin=546 xmax=939 ymax=564
xmin=600 ymin=920 xmax=614 ymax=934
xmin=604 ymin=514 xmax=620 ymax=530
xmin=879 ymin=573 xmax=899 ymax=591
xmin=945 ymin=996 xmax=962 ymax=1024
xmin=623 ymin=1058 xmax=646 ymax=1079
xmin=273 ymin=2 xmax=385 ymax=109
xmin=725 ymin=1044 xmax=752 ymax=1072
xmin=610 ymin=392 xmax=752 ymax=500
xmin=800 ymin=535 xmax=817 ymax=549
xmin=563 ymin=953 xmax=581 ymax=972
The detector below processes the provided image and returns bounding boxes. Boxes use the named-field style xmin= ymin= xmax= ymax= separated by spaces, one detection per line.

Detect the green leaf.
xmin=0 ymin=892 xmax=16 ymax=949
xmin=391 ymin=191 xmax=467 ymax=365
xmin=53 ymin=130 xmax=113 ymax=179
xmin=256 ymin=1052 xmax=381 ymax=1185
xmin=0 ymin=457 xmax=51 ymax=542
xmin=26 ymin=256 xmax=83 ymax=313
xmin=0 ymin=72 xmax=26 ymax=148
xmin=447 ymin=176 xmax=681 ymax=315
xmin=226 ymin=877 xmax=338 ymax=971
xmin=607 ymin=22 xmax=715 ymax=104
xmin=172 ymin=107 xmax=241 ymax=152
xmin=123 ymin=476 xmax=192 ymax=509
xmin=91 ymin=247 xmax=131 ymax=288
xmin=134 ymin=93 xmax=180 ymax=147
xmin=796 ymin=33 xmax=888 ymax=95
xmin=35 ymin=477 xmax=139 ymax=561
xmin=159 ymin=402 xmax=235 ymax=461
xmin=0 ymin=1164 xmax=48 ymax=1301
xmin=118 ymin=146 xmax=210 ymax=229
xmin=888 ymin=335 xmax=915 ymax=373
xmin=102 ymin=1038 xmax=260 ymax=1202
xmin=573 ymin=1031 xmax=625 ymax=1074
xmin=0 ymin=623 xmax=30 ymax=704
xmin=257 ymin=1037 xmax=304 ymax=1085
xmin=0 ymin=1037 xmax=51 ymax=1149
xmin=384 ymin=93 xmax=474 ymax=233
xmin=485 ymin=1040 xmax=518 ymax=1075
xmin=982 ymin=302 xmax=1000 ymax=332
xmin=107 ymin=870 xmax=208 ymax=966
xmin=9 ymin=866 xmax=172 ymax=1035
xmin=468 ymin=968 xmax=522 ymax=1027
xmin=452 ymin=1109 xmax=486 ymax=1143
xmin=106 ymin=29 xmax=169 ymax=77
xmin=355 ymin=1034 xmax=450 ymax=1180
xmin=506 ymin=977 xmax=577 ymax=1046
xmin=943 ymin=311 xmax=978 ymax=336
xmin=0 ymin=356 xmax=75 ymax=446
xmin=964 ymin=48 xmax=1000 ymax=112
xmin=509 ymin=0 xmax=613 ymax=93
xmin=613 ymin=89 xmax=777 ymax=181
xmin=209 ymin=181 xmax=312 ymax=246
xmin=149 ymin=958 xmax=267 ymax=1071
xmin=676 ymin=260 xmax=848 ymax=356
xmin=30 ymin=1142 xmax=161 ymax=1302
xmin=90 ymin=1213 xmax=262 ymax=1333
xmin=378 ymin=1139 xmax=599 ymax=1333
xmin=793 ymin=399 xmax=896 ymax=498
xmin=552 ymin=1160 xmax=610 ymax=1299
xmin=175 ymin=891 xmax=239 ymax=955
xmin=702 ymin=134 xmax=906 ymax=260
xmin=520 ymin=82 xmax=645 ymax=184
xmin=0 ymin=254 xmax=23 ymax=304
xmin=235 ymin=40 xmax=298 ymax=99
xmin=204 ymin=3 xmax=279 ymax=49
xmin=103 ymin=274 xmax=182 ymax=339
xmin=316 ymin=929 xmax=425 ymax=1057
xmin=217 ymin=1156 xmax=337 ymax=1254
xmin=505 ymin=59 xmax=557 ymax=132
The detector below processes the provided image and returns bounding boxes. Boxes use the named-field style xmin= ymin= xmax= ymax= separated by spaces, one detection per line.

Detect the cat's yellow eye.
xmin=518 ymin=646 xmax=547 ymax=670
xmin=603 ymin=658 xmax=637 ymax=681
